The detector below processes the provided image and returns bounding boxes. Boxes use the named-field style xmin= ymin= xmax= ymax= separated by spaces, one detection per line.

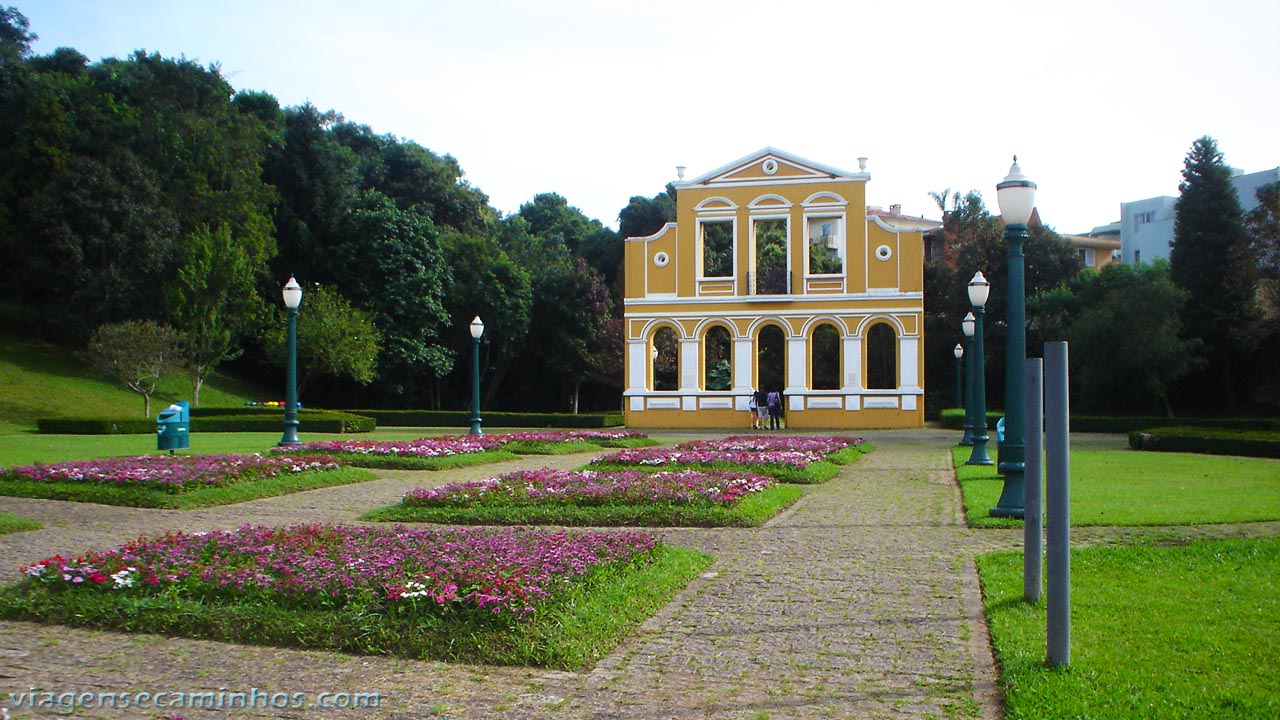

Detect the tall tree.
xmin=0 ymin=5 xmax=35 ymax=65
xmin=165 ymin=224 xmax=269 ymax=406
xmin=1030 ymin=261 xmax=1200 ymax=415
xmin=261 ymin=284 xmax=381 ymax=395
xmin=1169 ymin=136 xmax=1258 ymax=411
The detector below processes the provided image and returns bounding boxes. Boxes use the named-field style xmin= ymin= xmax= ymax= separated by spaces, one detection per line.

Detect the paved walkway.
xmin=0 ymin=429 xmax=1011 ymax=719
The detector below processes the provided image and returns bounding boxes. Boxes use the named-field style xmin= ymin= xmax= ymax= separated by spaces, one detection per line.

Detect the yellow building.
xmin=623 ymin=148 xmax=925 ymax=429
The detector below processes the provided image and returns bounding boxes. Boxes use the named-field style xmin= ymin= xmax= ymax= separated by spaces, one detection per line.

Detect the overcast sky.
xmin=22 ymin=0 xmax=1280 ymax=234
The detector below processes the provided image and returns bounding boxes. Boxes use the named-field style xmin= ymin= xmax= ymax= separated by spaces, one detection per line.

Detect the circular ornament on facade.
xmin=653 ymin=251 xmax=670 ymax=267
xmin=875 ymin=244 xmax=893 ymax=261
xmin=762 ymin=158 xmax=778 ymax=175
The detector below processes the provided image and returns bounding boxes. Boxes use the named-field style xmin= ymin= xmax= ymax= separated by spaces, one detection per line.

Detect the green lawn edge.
xmin=953 ymin=446 xmax=1280 ymax=529
xmin=978 ymin=537 xmax=1280 ymax=719
xmin=586 ymin=459 xmax=842 ymax=484
xmin=309 ymin=449 xmax=520 ymax=471
xmin=0 ymin=512 xmax=41 ymax=534
xmin=0 ymin=467 xmax=377 ymax=509
xmin=362 ymin=484 xmax=806 ymax=527
xmin=0 ymin=545 xmax=713 ymax=670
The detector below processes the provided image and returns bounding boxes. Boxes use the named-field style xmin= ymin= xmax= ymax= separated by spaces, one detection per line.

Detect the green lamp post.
xmin=953 ymin=341 xmax=965 ymax=416
xmin=990 ymin=157 xmax=1037 ymax=518
xmin=960 ymin=313 xmax=976 ymax=446
xmin=966 ymin=272 xmax=994 ymax=466
xmin=469 ymin=315 xmax=484 ymax=435
xmin=278 ymin=276 xmax=303 ymax=447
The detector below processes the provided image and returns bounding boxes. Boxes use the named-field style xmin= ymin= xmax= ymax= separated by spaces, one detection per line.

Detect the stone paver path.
xmin=0 ymin=431 xmax=1005 ymax=719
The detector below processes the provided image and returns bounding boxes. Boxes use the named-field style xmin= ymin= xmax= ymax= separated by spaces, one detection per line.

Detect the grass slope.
xmin=0 ymin=333 xmax=267 ymax=434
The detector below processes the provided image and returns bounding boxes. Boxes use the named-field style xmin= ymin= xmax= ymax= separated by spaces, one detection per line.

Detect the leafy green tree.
xmin=83 ymin=320 xmax=183 ymax=417
xmin=262 ymin=285 xmax=381 ymax=394
xmin=1169 ymin=136 xmax=1258 ymax=410
xmin=1030 ymin=261 xmax=1200 ymax=415
xmin=0 ymin=6 xmax=35 ymax=65
xmin=331 ymin=191 xmax=452 ymax=405
xmin=165 ymin=225 xmax=270 ymax=407
xmin=1245 ymin=180 xmax=1280 ymax=407
xmin=923 ymin=190 xmax=1080 ymax=414
xmin=437 ymin=226 xmax=533 ymax=409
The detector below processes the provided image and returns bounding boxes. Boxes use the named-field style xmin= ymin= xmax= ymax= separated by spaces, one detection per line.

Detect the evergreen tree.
xmin=1169 ymin=136 xmax=1258 ymax=411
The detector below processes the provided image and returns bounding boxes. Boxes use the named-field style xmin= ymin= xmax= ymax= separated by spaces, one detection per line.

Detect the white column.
xmin=843 ymin=337 xmax=862 ymax=391
xmin=786 ymin=335 xmax=806 ymax=410
xmin=626 ymin=340 xmax=648 ymax=412
xmin=680 ymin=338 xmax=699 ymax=411
xmin=898 ymin=336 xmax=921 ymax=392
xmin=733 ymin=336 xmax=754 ymax=410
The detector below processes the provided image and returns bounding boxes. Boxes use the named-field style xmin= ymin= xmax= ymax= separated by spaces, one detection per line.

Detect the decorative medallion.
xmin=875 ymin=244 xmax=893 ymax=261
xmin=653 ymin=251 xmax=670 ymax=267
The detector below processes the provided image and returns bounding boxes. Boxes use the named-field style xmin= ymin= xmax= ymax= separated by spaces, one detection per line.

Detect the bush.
xmin=344 ymin=409 xmax=623 ymax=428
xmin=1077 ymin=416 xmax=1279 ymax=434
xmin=1128 ymin=426 xmax=1280 ymax=458
xmin=37 ymin=410 xmax=376 ymax=435
xmin=938 ymin=408 xmax=1000 ymax=430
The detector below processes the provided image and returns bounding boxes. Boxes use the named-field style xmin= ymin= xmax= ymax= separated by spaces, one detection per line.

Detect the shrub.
xmin=37 ymin=410 xmax=375 ymax=435
xmin=344 ymin=409 xmax=623 ymax=428
xmin=1128 ymin=427 xmax=1280 ymax=458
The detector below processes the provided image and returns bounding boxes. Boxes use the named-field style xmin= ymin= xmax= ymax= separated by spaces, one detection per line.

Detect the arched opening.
xmin=866 ymin=323 xmax=897 ymax=390
xmin=756 ymin=325 xmax=786 ymax=393
xmin=704 ymin=325 xmax=732 ymax=391
xmin=652 ymin=327 xmax=679 ymax=391
xmin=811 ymin=323 xmax=841 ymax=390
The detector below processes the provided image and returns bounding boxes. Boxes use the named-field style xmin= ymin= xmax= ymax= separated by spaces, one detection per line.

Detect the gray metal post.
xmin=1023 ymin=358 xmax=1043 ymax=603
xmin=1044 ymin=341 xmax=1070 ymax=667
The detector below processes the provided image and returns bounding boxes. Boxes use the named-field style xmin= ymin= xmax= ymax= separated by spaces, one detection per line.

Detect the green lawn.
xmin=979 ymin=537 xmax=1280 ymax=719
xmin=955 ymin=447 xmax=1280 ymax=528
xmin=0 ymin=428 xmax=501 ymax=468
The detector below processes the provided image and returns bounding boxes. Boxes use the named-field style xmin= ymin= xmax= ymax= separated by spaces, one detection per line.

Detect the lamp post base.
xmin=989 ymin=464 xmax=1026 ymax=518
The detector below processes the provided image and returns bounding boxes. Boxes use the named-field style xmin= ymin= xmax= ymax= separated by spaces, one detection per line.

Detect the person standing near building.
xmin=753 ymin=388 xmax=769 ymax=429
xmin=766 ymin=388 xmax=782 ymax=430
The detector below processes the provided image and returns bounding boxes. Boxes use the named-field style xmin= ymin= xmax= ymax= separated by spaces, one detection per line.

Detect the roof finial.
xmin=1013 ymin=154 xmax=1018 ymax=163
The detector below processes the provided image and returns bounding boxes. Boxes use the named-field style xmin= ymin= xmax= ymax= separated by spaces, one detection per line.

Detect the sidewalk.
xmin=0 ymin=429 xmax=1008 ymax=719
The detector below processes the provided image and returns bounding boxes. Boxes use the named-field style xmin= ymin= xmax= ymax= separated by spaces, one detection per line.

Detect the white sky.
xmin=23 ymin=0 xmax=1280 ymax=234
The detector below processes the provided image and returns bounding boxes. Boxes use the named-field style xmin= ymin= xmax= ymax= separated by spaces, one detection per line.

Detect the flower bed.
xmin=1 ymin=524 xmax=710 ymax=668
xmin=276 ymin=430 xmax=655 ymax=469
xmin=0 ymin=454 xmax=341 ymax=493
xmin=20 ymin=524 xmax=657 ymax=618
xmin=410 ymin=468 xmax=771 ymax=506
xmin=680 ymin=435 xmax=864 ymax=456
xmin=0 ymin=454 xmax=372 ymax=509
xmin=588 ymin=445 xmax=842 ymax=484
xmin=368 ymin=468 xmax=802 ymax=527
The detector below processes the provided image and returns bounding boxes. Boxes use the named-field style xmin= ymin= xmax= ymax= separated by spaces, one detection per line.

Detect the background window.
xmin=702 ymin=221 xmax=733 ymax=277
xmin=807 ymin=217 xmax=843 ymax=274
xmin=866 ymin=324 xmax=897 ymax=390
xmin=811 ymin=323 xmax=841 ymax=390
xmin=704 ymin=326 xmax=732 ymax=391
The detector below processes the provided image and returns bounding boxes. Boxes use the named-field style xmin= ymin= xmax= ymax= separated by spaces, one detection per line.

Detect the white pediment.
xmin=680 ymin=147 xmax=868 ymax=188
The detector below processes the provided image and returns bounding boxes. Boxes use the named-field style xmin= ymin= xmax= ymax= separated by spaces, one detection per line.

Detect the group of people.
xmin=749 ymin=388 xmax=784 ymax=430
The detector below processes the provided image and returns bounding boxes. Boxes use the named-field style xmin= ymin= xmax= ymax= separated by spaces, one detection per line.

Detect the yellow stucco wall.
xmin=623 ymin=149 xmax=925 ymax=430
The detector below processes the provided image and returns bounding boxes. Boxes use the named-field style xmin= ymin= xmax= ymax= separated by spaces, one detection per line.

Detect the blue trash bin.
xmin=157 ymin=401 xmax=190 ymax=452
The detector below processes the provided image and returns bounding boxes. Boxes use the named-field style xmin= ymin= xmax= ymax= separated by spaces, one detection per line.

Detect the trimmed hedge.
xmin=1128 ymin=426 xmax=1280 ymax=458
xmin=939 ymin=409 xmax=1279 ymax=435
xmin=938 ymin=408 xmax=1001 ymax=430
xmin=1077 ymin=416 xmax=1279 ymax=434
xmin=37 ymin=410 xmax=375 ymax=435
xmin=344 ymin=409 xmax=623 ymax=428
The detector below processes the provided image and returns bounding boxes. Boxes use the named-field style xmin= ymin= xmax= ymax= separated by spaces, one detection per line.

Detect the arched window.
xmin=704 ymin=326 xmax=732 ymax=391
xmin=811 ymin=323 xmax=841 ymax=390
xmin=756 ymin=325 xmax=786 ymax=393
xmin=754 ymin=218 xmax=789 ymax=295
xmin=652 ymin=327 xmax=679 ymax=391
xmin=866 ymin=323 xmax=897 ymax=390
